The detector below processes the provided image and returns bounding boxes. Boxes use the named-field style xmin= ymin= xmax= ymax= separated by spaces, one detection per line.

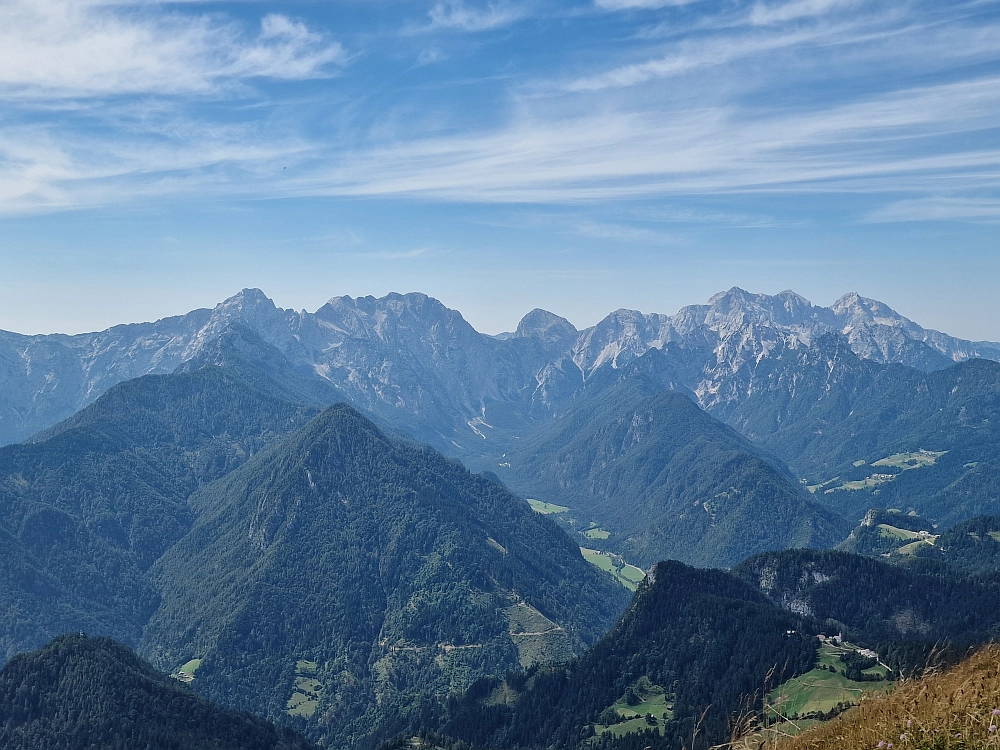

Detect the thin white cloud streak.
xmin=0 ymin=119 xmax=311 ymax=215
xmin=749 ymin=0 xmax=863 ymax=26
xmin=424 ymin=1 xmax=528 ymax=32
xmin=594 ymin=0 xmax=703 ymax=10
xmin=1 ymin=0 xmax=998 ymax=219
xmin=867 ymin=197 xmax=1000 ymax=222
xmin=563 ymin=24 xmax=840 ymax=91
xmin=559 ymin=6 xmax=991 ymax=95
xmin=0 ymin=0 xmax=346 ymax=98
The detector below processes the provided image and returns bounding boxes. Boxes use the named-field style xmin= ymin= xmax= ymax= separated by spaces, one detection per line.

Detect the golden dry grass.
xmin=765 ymin=645 xmax=1000 ymax=750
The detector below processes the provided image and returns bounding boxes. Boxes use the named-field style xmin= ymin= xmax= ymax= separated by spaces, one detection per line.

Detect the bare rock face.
xmin=1 ymin=287 xmax=996 ymax=450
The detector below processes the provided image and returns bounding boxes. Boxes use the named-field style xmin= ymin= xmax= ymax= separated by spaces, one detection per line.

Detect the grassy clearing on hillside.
xmin=897 ymin=540 xmax=935 ymax=555
xmin=807 ymin=478 xmax=841 ymax=494
xmin=584 ymin=527 xmax=611 ymax=540
xmin=768 ymin=643 xmax=891 ymax=721
xmin=878 ymin=525 xmax=925 ymax=541
xmin=594 ymin=716 xmax=662 ymax=738
xmin=504 ymin=602 xmax=574 ymax=667
xmin=811 ymin=451 xmax=948 ymax=495
xmin=527 ymin=499 xmax=570 ymax=514
xmin=873 ymin=451 xmax=947 ymax=469
xmin=874 ymin=524 xmax=937 ymax=556
xmin=593 ymin=677 xmax=674 ymax=738
xmin=171 ymin=658 xmax=202 ymax=683
xmin=581 ymin=548 xmax=645 ymax=591
xmin=286 ymin=660 xmax=324 ymax=718
xmin=771 ymin=645 xmax=1000 ymax=750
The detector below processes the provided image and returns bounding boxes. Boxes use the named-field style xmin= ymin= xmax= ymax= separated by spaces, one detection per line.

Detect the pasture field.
xmin=171 ymin=658 xmax=202 ymax=683
xmin=897 ymin=540 xmax=934 ymax=555
xmin=584 ymin=527 xmax=610 ymax=540
xmin=877 ymin=524 xmax=924 ymax=541
xmin=594 ymin=716 xmax=663 ymax=738
xmin=768 ymin=643 xmax=891 ymax=720
xmin=527 ymin=499 xmax=570 ymax=514
xmin=872 ymin=450 xmax=947 ymax=469
xmin=811 ymin=450 xmax=947 ymax=494
xmin=581 ymin=548 xmax=645 ymax=591
xmin=286 ymin=660 xmax=324 ymax=718
xmin=593 ymin=677 xmax=673 ymax=738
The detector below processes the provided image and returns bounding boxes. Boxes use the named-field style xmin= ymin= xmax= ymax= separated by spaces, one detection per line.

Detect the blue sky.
xmin=1 ymin=0 xmax=999 ymax=339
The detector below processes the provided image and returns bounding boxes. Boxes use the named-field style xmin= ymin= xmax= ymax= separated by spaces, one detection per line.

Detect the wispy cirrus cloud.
xmin=561 ymin=24 xmax=838 ymax=92
xmin=1 ymin=0 xmax=998 ymax=228
xmin=0 ymin=115 xmax=311 ymax=215
xmin=0 ymin=0 xmax=346 ymax=99
xmin=867 ymin=197 xmax=1000 ymax=223
xmin=594 ymin=0 xmax=704 ymax=10
xmin=283 ymin=74 xmax=1000 ymax=202
xmin=749 ymin=0 xmax=864 ymax=25
xmin=424 ymin=1 xmax=528 ymax=32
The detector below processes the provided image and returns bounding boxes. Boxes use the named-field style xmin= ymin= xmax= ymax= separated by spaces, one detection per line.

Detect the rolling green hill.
xmin=140 ymin=403 xmax=630 ymax=749
xmin=835 ymin=509 xmax=937 ymax=558
xmin=0 ymin=634 xmax=316 ymax=750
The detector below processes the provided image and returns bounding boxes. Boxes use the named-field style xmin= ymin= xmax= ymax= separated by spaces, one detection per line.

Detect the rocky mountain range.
xmin=3 ymin=287 xmax=997 ymax=453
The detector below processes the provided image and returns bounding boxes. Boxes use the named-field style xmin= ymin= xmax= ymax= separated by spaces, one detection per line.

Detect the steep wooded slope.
xmin=0 ymin=634 xmax=315 ymax=750
xmin=440 ymin=560 xmax=818 ymax=750
xmin=141 ymin=404 xmax=630 ymax=748
xmin=499 ymin=354 xmax=848 ymax=568
xmin=0 ymin=367 xmax=318 ymax=660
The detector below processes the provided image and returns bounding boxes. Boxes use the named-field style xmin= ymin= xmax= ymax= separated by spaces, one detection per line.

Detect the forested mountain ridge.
xmin=0 ymin=633 xmax=316 ymax=750
xmin=0 ymin=366 xmax=319 ymax=661
xmin=838 ymin=511 xmax=1000 ymax=575
xmin=140 ymin=402 xmax=630 ymax=749
xmin=436 ymin=560 xmax=818 ymax=750
xmin=495 ymin=353 xmax=849 ymax=567
xmin=713 ymin=341 xmax=1000 ymax=524
xmin=733 ymin=549 xmax=1000 ymax=647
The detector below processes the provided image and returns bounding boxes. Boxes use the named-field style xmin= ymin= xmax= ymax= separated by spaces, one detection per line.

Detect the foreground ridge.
xmin=768 ymin=645 xmax=1000 ymax=750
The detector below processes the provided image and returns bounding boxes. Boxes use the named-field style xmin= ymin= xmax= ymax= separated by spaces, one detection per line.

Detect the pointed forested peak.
xmin=514 ymin=309 xmax=578 ymax=345
xmin=142 ymin=401 xmax=629 ymax=746
xmin=0 ymin=634 xmax=316 ymax=750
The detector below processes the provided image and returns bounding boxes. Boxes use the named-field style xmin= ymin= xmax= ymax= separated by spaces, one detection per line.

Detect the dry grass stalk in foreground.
xmin=771 ymin=645 xmax=1000 ymax=750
